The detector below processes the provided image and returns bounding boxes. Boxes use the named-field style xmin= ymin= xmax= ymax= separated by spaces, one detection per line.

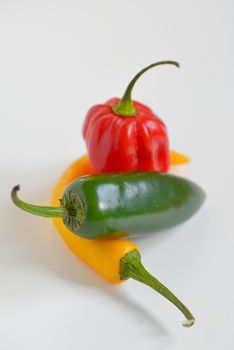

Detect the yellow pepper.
xmin=51 ymin=152 xmax=194 ymax=327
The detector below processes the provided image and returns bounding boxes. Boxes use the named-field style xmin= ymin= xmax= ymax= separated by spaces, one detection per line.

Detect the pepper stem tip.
xmin=182 ymin=319 xmax=195 ymax=328
xmin=11 ymin=185 xmax=21 ymax=204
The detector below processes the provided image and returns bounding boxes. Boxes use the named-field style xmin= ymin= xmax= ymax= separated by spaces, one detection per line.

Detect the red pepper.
xmin=83 ymin=61 xmax=179 ymax=173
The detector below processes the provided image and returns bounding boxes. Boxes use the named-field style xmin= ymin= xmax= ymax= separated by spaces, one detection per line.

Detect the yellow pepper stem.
xmin=120 ymin=250 xmax=195 ymax=327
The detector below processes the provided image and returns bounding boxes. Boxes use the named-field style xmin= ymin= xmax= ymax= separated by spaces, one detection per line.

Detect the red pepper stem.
xmin=112 ymin=60 xmax=180 ymax=117
xmin=120 ymin=250 xmax=195 ymax=327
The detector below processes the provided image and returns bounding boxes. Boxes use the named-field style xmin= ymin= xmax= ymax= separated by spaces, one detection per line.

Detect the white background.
xmin=0 ymin=0 xmax=234 ymax=349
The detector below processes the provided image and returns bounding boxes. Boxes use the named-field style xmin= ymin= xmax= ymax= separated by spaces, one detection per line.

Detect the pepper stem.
xmin=120 ymin=250 xmax=195 ymax=327
xmin=112 ymin=60 xmax=180 ymax=117
xmin=11 ymin=185 xmax=64 ymax=218
xmin=11 ymin=185 xmax=85 ymax=234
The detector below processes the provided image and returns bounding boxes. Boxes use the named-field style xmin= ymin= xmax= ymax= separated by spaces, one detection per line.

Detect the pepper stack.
xmin=12 ymin=61 xmax=205 ymax=327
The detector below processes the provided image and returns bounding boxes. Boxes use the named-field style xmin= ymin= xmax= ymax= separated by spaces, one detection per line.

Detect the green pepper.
xmin=12 ymin=171 xmax=205 ymax=239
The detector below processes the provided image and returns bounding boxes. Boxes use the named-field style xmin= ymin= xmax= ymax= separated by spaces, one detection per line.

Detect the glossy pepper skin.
xmin=83 ymin=61 xmax=180 ymax=173
xmin=12 ymin=171 xmax=205 ymax=239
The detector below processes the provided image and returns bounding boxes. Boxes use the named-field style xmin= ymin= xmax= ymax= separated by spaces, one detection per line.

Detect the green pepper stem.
xmin=112 ymin=60 xmax=180 ymax=117
xmin=11 ymin=185 xmax=85 ymax=235
xmin=120 ymin=250 xmax=195 ymax=328
xmin=11 ymin=185 xmax=65 ymax=218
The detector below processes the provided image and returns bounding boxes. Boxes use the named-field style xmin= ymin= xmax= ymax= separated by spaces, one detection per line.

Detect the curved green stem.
xmin=11 ymin=185 xmax=85 ymax=234
xmin=112 ymin=60 xmax=180 ymax=117
xmin=120 ymin=250 xmax=195 ymax=327
xmin=11 ymin=185 xmax=64 ymax=218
